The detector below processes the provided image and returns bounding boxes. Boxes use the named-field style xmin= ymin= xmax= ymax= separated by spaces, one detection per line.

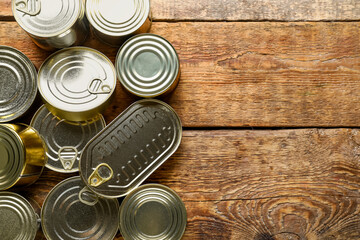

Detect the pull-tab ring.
xmin=15 ymin=0 xmax=41 ymax=16
xmin=79 ymin=187 xmax=99 ymax=206
xmin=88 ymin=163 xmax=113 ymax=187
xmin=88 ymin=79 xmax=112 ymax=94
xmin=58 ymin=146 xmax=78 ymax=170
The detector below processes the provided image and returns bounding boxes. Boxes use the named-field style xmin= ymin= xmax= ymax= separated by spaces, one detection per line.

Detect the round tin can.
xmin=120 ymin=184 xmax=187 ymax=240
xmin=30 ymin=105 xmax=106 ymax=173
xmin=116 ymin=34 xmax=180 ymax=98
xmin=12 ymin=0 xmax=89 ymax=51
xmin=42 ymin=176 xmax=119 ymax=240
xmin=0 ymin=124 xmax=47 ymax=190
xmin=38 ymin=47 xmax=117 ymax=122
xmin=0 ymin=192 xmax=40 ymax=240
xmin=0 ymin=46 xmax=37 ymax=122
xmin=86 ymin=0 xmax=151 ymax=46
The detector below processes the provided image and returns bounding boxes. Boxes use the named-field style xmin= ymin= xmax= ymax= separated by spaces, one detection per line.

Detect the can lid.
xmin=120 ymin=184 xmax=187 ymax=240
xmin=42 ymin=176 xmax=119 ymax=240
xmin=0 ymin=192 xmax=38 ymax=240
xmin=12 ymin=0 xmax=83 ymax=37
xmin=0 ymin=46 xmax=37 ymax=122
xmin=86 ymin=0 xmax=150 ymax=37
xmin=116 ymin=34 xmax=180 ymax=98
xmin=0 ymin=125 xmax=25 ymax=190
xmin=37 ymin=47 xmax=116 ymax=121
xmin=30 ymin=105 xmax=106 ymax=173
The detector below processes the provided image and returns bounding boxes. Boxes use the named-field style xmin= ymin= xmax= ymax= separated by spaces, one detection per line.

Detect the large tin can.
xmin=119 ymin=184 xmax=187 ymax=240
xmin=116 ymin=34 xmax=180 ymax=98
xmin=0 ymin=124 xmax=47 ymax=190
xmin=42 ymin=176 xmax=119 ymax=240
xmin=12 ymin=0 xmax=89 ymax=51
xmin=0 ymin=192 xmax=41 ymax=240
xmin=30 ymin=105 xmax=106 ymax=173
xmin=80 ymin=99 xmax=182 ymax=198
xmin=0 ymin=46 xmax=37 ymax=122
xmin=37 ymin=47 xmax=117 ymax=122
xmin=86 ymin=0 xmax=151 ymax=46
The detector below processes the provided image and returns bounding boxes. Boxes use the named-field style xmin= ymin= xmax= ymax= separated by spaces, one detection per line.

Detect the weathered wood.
xmin=14 ymin=129 xmax=360 ymax=239
xmin=1 ymin=21 xmax=359 ymax=127
xmin=3 ymin=0 xmax=360 ymax=21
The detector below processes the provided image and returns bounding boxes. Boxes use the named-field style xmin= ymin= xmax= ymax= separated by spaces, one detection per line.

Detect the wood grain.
xmin=1 ymin=21 xmax=359 ymax=127
xmin=3 ymin=0 xmax=360 ymax=21
xmin=14 ymin=129 xmax=360 ymax=239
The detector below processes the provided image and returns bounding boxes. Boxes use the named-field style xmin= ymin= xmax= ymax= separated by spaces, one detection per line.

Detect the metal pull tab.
xmin=88 ymin=163 xmax=113 ymax=187
xmin=79 ymin=187 xmax=99 ymax=206
xmin=88 ymin=79 xmax=112 ymax=94
xmin=58 ymin=146 xmax=78 ymax=170
xmin=15 ymin=0 xmax=41 ymax=16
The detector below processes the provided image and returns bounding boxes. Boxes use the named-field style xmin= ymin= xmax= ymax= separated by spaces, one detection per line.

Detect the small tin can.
xmin=30 ymin=105 xmax=106 ymax=173
xmin=42 ymin=176 xmax=119 ymax=240
xmin=86 ymin=0 xmax=151 ymax=46
xmin=37 ymin=47 xmax=117 ymax=122
xmin=0 ymin=124 xmax=47 ymax=190
xmin=80 ymin=99 xmax=182 ymax=198
xmin=120 ymin=184 xmax=187 ymax=240
xmin=12 ymin=0 xmax=89 ymax=51
xmin=116 ymin=34 xmax=180 ymax=98
xmin=0 ymin=46 xmax=37 ymax=122
xmin=0 ymin=192 xmax=40 ymax=240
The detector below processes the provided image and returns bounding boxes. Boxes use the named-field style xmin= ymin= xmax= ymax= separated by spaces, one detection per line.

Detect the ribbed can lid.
xmin=30 ymin=105 xmax=106 ymax=173
xmin=86 ymin=0 xmax=150 ymax=37
xmin=42 ymin=176 xmax=119 ymax=240
xmin=0 ymin=192 xmax=38 ymax=240
xmin=0 ymin=46 xmax=37 ymax=122
xmin=12 ymin=0 xmax=83 ymax=37
xmin=0 ymin=124 xmax=25 ymax=190
xmin=120 ymin=184 xmax=187 ymax=240
xmin=116 ymin=34 xmax=180 ymax=98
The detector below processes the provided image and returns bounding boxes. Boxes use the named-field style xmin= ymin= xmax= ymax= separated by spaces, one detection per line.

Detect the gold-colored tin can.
xmin=0 ymin=124 xmax=47 ymax=190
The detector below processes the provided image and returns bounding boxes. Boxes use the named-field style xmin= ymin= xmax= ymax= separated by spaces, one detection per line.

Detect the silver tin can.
xmin=30 ymin=105 xmax=106 ymax=173
xmin=0 ymin=46 xmax=37 ymax=122
xmin=80 ymin=99 xmax=182 ymax=198
xmin=38 ymin=47 xmax=117 ymax=122
xmin=86 ymin=0 xmax=151 ymax=46
xmin=0 ymin=192 xmax=40 ymax=240
xmin=42 ymin=176 xmax=119 ymax=240
xmin=12 ymin=0 xmax=89 ymax=51
xmin=120 ymin=184 xmax=187 ymax=240
xmin=116 ymin=34 xmax=180 ymax=98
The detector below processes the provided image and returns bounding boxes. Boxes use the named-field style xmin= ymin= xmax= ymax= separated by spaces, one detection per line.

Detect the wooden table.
xmin=1 ymin=0 xmax=360 ymax=239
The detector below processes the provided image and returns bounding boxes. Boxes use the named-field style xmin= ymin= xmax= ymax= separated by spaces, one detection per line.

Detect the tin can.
xmin=86 ymin=0 xmax=151 ymax=46
xmin=119 ymin=184 xmax=187 ymax=240
xmin=30 ymin=105 xmax=106 ymax=173
xmin=0 ymin=124 xmax=47 ymax=190
xmin=0 ymin=46 xmax=37 ymax=122
xmin=116 ymin=34 xmax=180 ymax=98
xmin=42 ymin=176 xmax=119 ymax=240
xmin=37 ymin=47 xmax=117 ymax=122
xmin=12 ymin=0 xmax=89 ymax=51
xmin=0 ymin=192 xmax=40 ymax=240
xmin=80 ymin=99 xmax=182 ymax=198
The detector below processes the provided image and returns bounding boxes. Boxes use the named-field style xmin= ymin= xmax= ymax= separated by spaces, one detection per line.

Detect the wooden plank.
xmin=14 ymin=129 xmax=360 ymax=239
xmin=1 ymin=21 xmax=360 ymax=127
xmin=3 ymin=0 xmax=360 ymax=21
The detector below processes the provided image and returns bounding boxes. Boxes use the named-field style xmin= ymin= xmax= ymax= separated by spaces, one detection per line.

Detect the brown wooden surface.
xmin=2 ymin=0 xmax=360 ymax=239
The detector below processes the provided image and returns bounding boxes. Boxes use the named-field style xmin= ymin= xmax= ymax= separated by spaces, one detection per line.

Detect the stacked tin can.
xmin=0 ymin=0 xmax=186 ymax=239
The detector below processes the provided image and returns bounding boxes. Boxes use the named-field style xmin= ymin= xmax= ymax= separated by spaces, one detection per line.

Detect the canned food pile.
xmin=0 ymin=0 xmax=186 ymax=239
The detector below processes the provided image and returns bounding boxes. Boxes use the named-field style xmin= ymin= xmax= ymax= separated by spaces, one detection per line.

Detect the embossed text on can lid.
xmin=120 ymin=184 xmax=187 ymax=240
xmin=0 ymin=46 xmax=37 ymax=122
xmin=0 ymin=192 xmax=38 ymax=240
xmin=116 ymin=34 xmax=180 ymax=98
xmin=38 ymin=47 xmax=117 ymax=121
xmin=30 ymin=105 xmax=106 ymax=173
xmin=80 ymin=99 xmax=182 ymax=198
xmin=12 ymin=0 xmax=83 ymax=38
xmin=42 ymin=176 xmax=119 ymax=240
